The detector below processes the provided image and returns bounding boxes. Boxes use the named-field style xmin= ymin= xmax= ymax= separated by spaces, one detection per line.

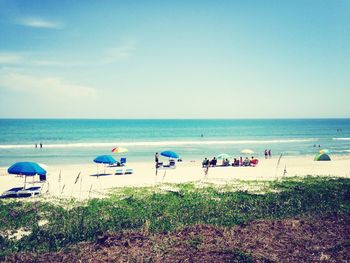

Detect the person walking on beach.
xmin=203 ymin=159 xmax=209 ymax=177
xmin=40 ymin=142 xmax=43 ymax=148
xmin=268 ymin=149 xmax=272 ymax=158
xmin=35 ymin=143 xmax=37 ymax=148
xmin=264 ymin=149 xmax=268 ymax=159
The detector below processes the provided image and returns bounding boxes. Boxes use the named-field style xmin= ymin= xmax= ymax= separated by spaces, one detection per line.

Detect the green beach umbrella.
xmin=314 ymin=153 xmax=331 ymax=161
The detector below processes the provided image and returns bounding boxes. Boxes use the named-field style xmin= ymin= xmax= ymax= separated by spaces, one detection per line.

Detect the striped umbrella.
xmin=241 ymin=149 xmax=254 ymax=154
xmin=319 ymin=149 xmax=330 ymax=154
xmin=111 ymin=147 xmax=128 ymax=153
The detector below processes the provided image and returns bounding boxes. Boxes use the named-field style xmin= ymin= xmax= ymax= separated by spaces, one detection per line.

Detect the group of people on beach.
xmin=202 ymin=156 xmax=259 ymax=168
xmin=202 ymin=157 xmax=217 ymax=167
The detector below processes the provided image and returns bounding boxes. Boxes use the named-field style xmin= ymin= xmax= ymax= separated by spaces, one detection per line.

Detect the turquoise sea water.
xmin=0 ymin=119 xmax=349 ymax=166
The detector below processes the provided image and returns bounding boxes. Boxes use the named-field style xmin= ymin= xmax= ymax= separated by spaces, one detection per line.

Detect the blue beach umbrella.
xmin=8 ymin=162 xmax=46 ymax=176
xmin=8 ymin=162 xmax=47 ymax=189
xmin=160 ymin=151 xmax=179 ymax=159
xmin=93 ymin=155 xmax=117 ymax=175
xmin=93 ymin=155 xmax=116 ymax=164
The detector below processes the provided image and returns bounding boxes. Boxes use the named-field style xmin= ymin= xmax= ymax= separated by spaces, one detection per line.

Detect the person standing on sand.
xmin=155 ymin=152 xmax=159 ymax=164
xmin=264 ymin=149 xmax=268 ymax=159
xmin=268 ymin=149 xmax=272 ymax=158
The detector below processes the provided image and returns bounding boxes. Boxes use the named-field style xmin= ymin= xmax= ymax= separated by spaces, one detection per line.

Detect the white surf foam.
xmin=333 ymin=150 xmax=350 ymax=153
xmin=0 ymin=138 xmax=318 ymax=149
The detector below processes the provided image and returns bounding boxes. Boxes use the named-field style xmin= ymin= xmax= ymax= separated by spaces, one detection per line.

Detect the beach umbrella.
xmin=93 ymin=155 xmax=117 ymax=175
xmin=111 ymin=147 xmax=128 ymax=153
xmin=93 ymin=155 xmax=116 ymax=164
xmin=241 ymin=149 xmax=254 ymax=154
xmin=8 ymin=162 xmax=46 ymax=176
xmin=319 ymin=149 xmax=330 ymax=154
xmin=216 ymin=153 xmax=230 ymax=159
xmin=8 ymin=162 xmax=47 ymax=188
xmin=160 ymin=150 xmax=179 ymax=159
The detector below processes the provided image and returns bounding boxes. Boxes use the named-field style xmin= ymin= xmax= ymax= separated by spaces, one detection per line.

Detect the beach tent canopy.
xmin=93 ymin=155 xmax=116 ymax=164
xmin=160 ymin=151 xmax=179 ymax=159
xmin=314 ymin=153 xmax=331 ymax=161
xmin=216 ymin=153 xmax=230 ymax=159
xmin=8 ymin=162 xmax=46 ymax=176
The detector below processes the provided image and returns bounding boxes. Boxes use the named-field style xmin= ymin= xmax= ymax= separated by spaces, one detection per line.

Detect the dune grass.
xmin=0 ymin=176 xmax=350 ymax=258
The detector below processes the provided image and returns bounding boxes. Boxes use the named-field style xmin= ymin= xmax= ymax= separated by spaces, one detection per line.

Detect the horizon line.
xmin=0 ymin=117 xmax=349 ymax=120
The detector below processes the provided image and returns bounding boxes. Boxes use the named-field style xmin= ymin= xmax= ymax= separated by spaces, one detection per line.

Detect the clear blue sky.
xmin=0 ymin=0 xmax=349 ymax=118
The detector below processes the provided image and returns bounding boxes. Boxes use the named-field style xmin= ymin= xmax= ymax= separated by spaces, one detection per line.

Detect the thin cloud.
xmin=0 ymin=52 xmax=23 ymax=64
xmin=0 ymin=72 xmax=96 ymax=99
xmin=17 ymin=17 xmax=63 ymax=29
xmin=106 ymin=43 xmax=135 ymax=59
xmin=0 ymin=41 xmax=135 ymax=68
xmin=102 ymin=42 xmax=136 ymax=64
xmin=30 ymin=60 xmax=67 ymax=67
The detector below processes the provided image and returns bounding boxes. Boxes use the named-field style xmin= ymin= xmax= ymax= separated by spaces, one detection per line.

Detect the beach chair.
xmin=169 ymin=160 xmax=176 ymax=167
xmin=115 ymin=169 xmax=124 ymax=175
xmin=108 ymin=161 xmax=121 ymax=167
xmin=125 ymin=168 xmax=133 ymax=174
xmin=161 ymin=160 xmax=176 ymax=169
xmin=17 ymin=186 xmax=41 ymax=197
xmin=161 ymin=165 xmax=176 ymax=169
xmin=39 ymin=174 xmax=46 ymax=181
xmin=120 ymin=157 xmax=127 ymax=166
xmin=1 ymin=187 xmax=24 ymax=198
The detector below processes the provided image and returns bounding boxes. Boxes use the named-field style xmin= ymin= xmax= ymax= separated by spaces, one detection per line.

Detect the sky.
xmin=0 ymin=0 xmax=349 ymax=118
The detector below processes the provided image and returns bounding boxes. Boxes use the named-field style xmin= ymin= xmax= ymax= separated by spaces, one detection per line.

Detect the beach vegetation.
xmin=0 ymin=176 xmax=349 ymax=259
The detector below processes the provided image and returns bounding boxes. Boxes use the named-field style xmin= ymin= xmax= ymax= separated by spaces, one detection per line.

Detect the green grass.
xmin=0 ymin=176 xmax=350 ymax=258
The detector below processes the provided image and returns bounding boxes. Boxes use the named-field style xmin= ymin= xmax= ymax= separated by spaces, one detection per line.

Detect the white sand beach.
xmin=1 ymin=155 xmax=350 ymax=200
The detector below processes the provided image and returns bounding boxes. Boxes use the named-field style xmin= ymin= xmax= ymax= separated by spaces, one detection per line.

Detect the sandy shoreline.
xmin=1 ymin=155 xmax=350 ymax=200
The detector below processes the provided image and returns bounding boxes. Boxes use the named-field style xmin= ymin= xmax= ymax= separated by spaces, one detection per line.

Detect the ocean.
xmin=0 ymin=119 xmax=349 ymax=166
